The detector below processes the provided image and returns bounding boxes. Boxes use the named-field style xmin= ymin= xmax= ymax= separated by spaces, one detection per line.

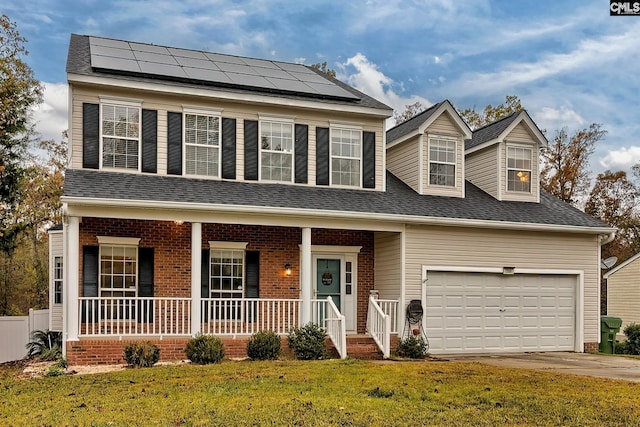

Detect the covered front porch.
xmin=63 ymin=216 xmax=404 ymax=362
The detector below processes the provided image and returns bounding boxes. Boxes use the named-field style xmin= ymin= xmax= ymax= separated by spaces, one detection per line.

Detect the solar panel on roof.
xmin=88 ymin=36 xmax=360 ymax=101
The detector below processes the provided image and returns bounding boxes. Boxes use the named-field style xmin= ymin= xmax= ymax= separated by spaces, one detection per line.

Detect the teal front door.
xmin=316 ymin=259 xmax=341 ymax=310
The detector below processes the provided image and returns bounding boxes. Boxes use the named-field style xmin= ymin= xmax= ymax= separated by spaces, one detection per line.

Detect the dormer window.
xmin=429 ymin=137 xmax=456 ymax=187
xmin=507 ymin=145 xmax=532 ymax=193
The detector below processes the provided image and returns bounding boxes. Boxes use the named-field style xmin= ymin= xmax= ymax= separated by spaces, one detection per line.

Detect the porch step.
xmin=345 ymin=335 xmax=384 ymax=360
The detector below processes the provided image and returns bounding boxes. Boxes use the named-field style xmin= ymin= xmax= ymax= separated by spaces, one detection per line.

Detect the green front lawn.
xmin=1 ymin=359 xmax=638 ymax=426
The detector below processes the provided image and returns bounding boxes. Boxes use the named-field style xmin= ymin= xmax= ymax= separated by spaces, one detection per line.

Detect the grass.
xmin=2 ymin=359 xmax=640 ymax=426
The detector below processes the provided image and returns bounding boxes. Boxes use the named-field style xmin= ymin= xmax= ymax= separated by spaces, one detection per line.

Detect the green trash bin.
xmin=600 ymin=316 xmax=623 ymax=354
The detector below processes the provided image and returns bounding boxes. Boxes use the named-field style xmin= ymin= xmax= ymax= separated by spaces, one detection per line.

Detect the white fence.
xmin=0 ymin=309 xmax=50 ymax=363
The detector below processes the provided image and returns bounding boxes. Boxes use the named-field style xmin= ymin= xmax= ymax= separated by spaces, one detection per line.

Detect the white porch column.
xmin=191 ymin=222 xmax=202 ymax=336
xmin=300 ymin=227 xmax=312 ymax=324
xmin=66 ymin=216 xmax=80 ymax=342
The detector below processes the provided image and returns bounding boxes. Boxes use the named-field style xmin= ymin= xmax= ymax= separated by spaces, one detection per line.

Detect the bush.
xmin=615 ymin=341 xmax=627 ymax=354
xmin=623 ymin=323 xmax=640 ymax=355
xmin=185 ymin=335 xmax=225 ymax=364
xmin=25 ymin=330 xmax=62 ymax=360
xmin=395 ymin=335 xmax=428 ymax=359
xmin=287 ymin=323 xmax=328 ymax=360
xmin=46 ymin=357 xmax=68 ymax=377
xmin=247 ymin=330 xmax=281 ymax=360
xmin=123 ymin=341 xmax=160 ymax=368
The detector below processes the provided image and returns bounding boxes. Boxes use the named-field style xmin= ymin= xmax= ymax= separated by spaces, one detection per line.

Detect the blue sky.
xmin=6 ymin=0 xmax=640 ymax=174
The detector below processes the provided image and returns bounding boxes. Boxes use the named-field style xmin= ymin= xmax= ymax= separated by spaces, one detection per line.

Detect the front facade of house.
xmin=53 ymin=35 xmax=614 ymax=364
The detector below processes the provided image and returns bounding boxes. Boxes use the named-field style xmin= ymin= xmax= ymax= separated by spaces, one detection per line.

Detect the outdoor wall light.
xmin=284 ymin=263 xmax=292 ymax=276
xmin=174 ymin=220 xmax=184 ymax=225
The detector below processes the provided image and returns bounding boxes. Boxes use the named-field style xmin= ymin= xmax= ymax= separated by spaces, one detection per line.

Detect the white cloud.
xmin=340 ymin=53 xmax=431 ymax=127
xmin=599 ymin=146 xmax=640 ymax=171
xmin=31 ymin=82 xmax=68 ymax=142
xmin=533 ymin=106 xmax=585 ymax=133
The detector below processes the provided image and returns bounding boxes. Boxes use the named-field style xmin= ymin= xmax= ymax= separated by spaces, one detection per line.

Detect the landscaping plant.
xmin=185 ymin=335 xmax=225 ymax=364
xmin=287 ymin=323 xmax=328 ymax=360
xmin=123 ymin=341 xmax=160 ymax=368
xmin=395 ymin=335 xmax=428 ymax=359
xmin=25 ymin=330 xmax=62 ymax=360
xmin=623 ymin=323 xmax=640 ymax=355
xmin=247 ymin=330 xmax=281 ymax=360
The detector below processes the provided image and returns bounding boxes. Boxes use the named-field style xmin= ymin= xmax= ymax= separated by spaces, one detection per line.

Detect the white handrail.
xmin=367 ymin=296 xmax=391 ymax=358
xmin=376 ymin=299 xmax=399 ymax=333
xmin=323 ymin=297 xmax=347 ymax=359
xmin=78 ymin=297 xmax=192 ymax=337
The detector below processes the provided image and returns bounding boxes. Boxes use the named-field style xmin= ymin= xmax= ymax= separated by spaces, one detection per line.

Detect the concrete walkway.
xmin=442 ymin=352 xmax=640 ymax=382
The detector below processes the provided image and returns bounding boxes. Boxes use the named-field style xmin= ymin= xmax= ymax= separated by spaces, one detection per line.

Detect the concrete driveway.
xmin=442 ymin=352 xmax=640 ymax=382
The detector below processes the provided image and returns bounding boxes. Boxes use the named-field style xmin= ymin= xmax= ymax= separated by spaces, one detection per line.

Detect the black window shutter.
xmin=167 ymin=112 xmax=183 ymax=175
xmin=222 ymin=118 xmax=236 ymax=179
xmin=244 ymin=120 xmax=258 ymax=180
xmin=316 ymin=127 xmax=329 ymax=185
xmin=141 ymin=109 xmax=158 ymax=173
xmin=245 ymin=251 xmax=260 ymax=298
xmin=82 ymin=246 xmax=99 ymax=323
xmin=363 ymin=131 xmax=376 ymax=188
xmin=294 ymin=124 xmax=308 ymax=184
xmin=82 ymin=103 xmax=100 ymax=169
xmin=201 ymin=249 xmax=210 ymax=322
xmin=138 ymin=247 xmax=154 ymax=322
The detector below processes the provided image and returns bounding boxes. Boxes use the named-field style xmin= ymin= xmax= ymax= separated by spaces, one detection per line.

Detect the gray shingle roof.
xmin=63 ymin=169 xmax=608 ymax=230
xmin=465 ymin=111 xmax=521 ymax=151
xmin=67 ymin=34 xmax=392 ymax=112
xmin=385 ymin=101 xmax=443 ymax=143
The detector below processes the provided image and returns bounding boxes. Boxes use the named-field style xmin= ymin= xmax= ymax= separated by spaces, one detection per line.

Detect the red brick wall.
xmin=78 ymin=219 xmax=375 ymax=333
xmin=584 ymin=342 xmax=599 ymax=353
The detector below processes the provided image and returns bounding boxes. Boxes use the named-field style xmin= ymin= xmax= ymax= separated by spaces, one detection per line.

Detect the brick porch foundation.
xmin=584 ymin=342 xmax=599 ymax=353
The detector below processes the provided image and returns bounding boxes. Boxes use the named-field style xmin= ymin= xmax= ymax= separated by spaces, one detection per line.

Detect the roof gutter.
xmin=61 ymin=195 xmax=614 ymax=236
xmin=599 ymin=230 xmax=617 ymax=246
xmin=67 ymin=74 xmax=393 ymax=118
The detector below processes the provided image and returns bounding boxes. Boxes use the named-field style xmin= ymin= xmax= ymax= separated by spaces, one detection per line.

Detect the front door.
xmin=316 ymin=258 xmax=341 ymax=309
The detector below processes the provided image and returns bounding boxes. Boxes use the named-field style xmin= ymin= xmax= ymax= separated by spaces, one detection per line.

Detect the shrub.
xmin=395 ymin=335 xmax=428 ymax=359
xmin=287 ymin=323 xmax=328 ymax=360
xmin=185 ymin=335 xmax=225 ymax=364
xmin=25 ymin=330 xmax=62 ymax=360
xmin=46 ymin=357 xmax=67 ymax=377
xmin=623 ymin=323 xmax=640 ymax=355
xmin=247 ymin=330 xmax=281 ymax=360
xmin=123 ymin=341 xmax=160 ymax=368
xmin=615 ymin=341 xmax=627 ymax=354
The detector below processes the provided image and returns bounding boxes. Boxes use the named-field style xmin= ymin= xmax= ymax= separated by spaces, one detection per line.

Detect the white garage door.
xmin=424 ymin=271 xmax=576 ymax=354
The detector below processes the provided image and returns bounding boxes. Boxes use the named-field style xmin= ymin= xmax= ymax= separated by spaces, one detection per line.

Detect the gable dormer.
xmin=465 ymin=110 xmax=547 ymax=203
xmin=386 ymin=100 xmax=472 ymax=198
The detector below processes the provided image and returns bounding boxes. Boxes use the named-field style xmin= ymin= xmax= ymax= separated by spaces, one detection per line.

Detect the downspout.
xmin=598 ymin=229 xmax=616 ymax=350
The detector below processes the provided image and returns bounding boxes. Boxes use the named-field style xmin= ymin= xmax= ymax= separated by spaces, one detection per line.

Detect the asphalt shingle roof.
xmin=63 ymin=169 xmax=608 ymax=230
xmin=386 ymin=101 xmax=443 ymax=143
xmin=465 ymin=112 xmax=521 ymax=151
xmin=66 ymin=34 xmax=392 ymax=112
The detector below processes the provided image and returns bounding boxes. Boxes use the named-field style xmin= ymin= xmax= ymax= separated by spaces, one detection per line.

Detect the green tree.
xmin=0 ymin=14 xmax=43 ymax=254
xmin=309 ymin=61 xmax=336 ymax=78
xmin=540 ymin=124 xmax=605 ymax=207
xmin=458 ymin=95 xmax=523 ymax=130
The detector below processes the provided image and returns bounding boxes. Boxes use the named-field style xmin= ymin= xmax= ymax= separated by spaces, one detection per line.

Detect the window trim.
xmin=208 ymin=242 xmax=248 ymax=299
xmin=182 ymin=109 xmax=223 ymax=179
xmin=97 ymin=238 xmax=140 ymax=298
xmin=53 ymin=256 xmax=63 ymax=305
xmin=506 ymin=143 xmax=533 ymax=193
xmin=427 ymin=135 xmax=458 ymax=188
xmin=99 ymin=100 xmax=142 ymax=172
xmin=329 ymin=125 xmax=363 ymax=188
xmin=258 ymin=118 xmax=295 ymax=183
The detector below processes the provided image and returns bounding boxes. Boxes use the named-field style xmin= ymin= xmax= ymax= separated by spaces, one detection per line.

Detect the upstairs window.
xmin=184 ymin=113 xmax=221 ymax=177
xmin=429 ymin=137 xmax=456 ymax=187
xmin=260 ymin=120 xmax=293 ymax=182
xmin=101 ymin=103 xmax=140 ymax=170
xmin=507 ymin=146 xmax=532 ymax=192
xmin=331 ymin=127 xmax=361 ymax=187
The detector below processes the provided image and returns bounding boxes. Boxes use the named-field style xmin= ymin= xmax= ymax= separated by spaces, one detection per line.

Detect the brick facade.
xmin=584 ymin=342 xmax=599 ymax=353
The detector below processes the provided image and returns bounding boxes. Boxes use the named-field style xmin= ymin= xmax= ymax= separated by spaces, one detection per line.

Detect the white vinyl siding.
xmin=606 ymin=256 xmax=640 ymax=338
xmin=386 ymin=136 xmax=420 ymax=193
xmin=374 ymin=232 xmax=402 ymax=301
xmin=331 ymin=127 xmax=361 ymax=187
xmin=403 ymin=226 xmax=600 ymax=348
xmin=49 ymin=231 xmax=64 ymax=332
xmin=184 ymin=113 xmax=221 ymax=177
xmin=101 ymin=103 xmax=140 ymax=170
xmin=465 ymin=146 xmax=499 ymax=199
xmin=260 ymin=120 xmax=293 ymax=182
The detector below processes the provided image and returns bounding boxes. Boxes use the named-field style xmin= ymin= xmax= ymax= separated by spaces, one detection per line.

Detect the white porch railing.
xmin=367 ymin=296 xmax=391 ymax=358
xmin=311 ymin=297 xmax=347 ymax=359
xmin=200 ymin=298 xmax=300 ymax=336
xmin=377 ymin=299 xmax=399 ymax=334
xmin=78 ymin=297 xmax=192 ymax=336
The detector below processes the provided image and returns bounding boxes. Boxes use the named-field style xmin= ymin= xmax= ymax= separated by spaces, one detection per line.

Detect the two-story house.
xmin=50 ymin=34 xmax=614 ymax=364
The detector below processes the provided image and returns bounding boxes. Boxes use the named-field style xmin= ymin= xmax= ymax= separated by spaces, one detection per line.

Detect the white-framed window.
xmin=428 ymin=137 xmax=456 ymax=187
xmin=101 ymin=103 xmax=141 ymax=170
xmin=184 ymin=112 xmax=221 ymax=177
xmin=99 ymin=245 xmax=138 ymax=298
xmin=208 ymin=242 xmax=248 ymax=299
xmin=507 ymin=145 xmax=532 ymax=193
xmin=53 ymin=256 xmax=63 ymax=304
xmin=331 ymin=127 xmax=361 ymax=187
xmin=260 ymin=119 xmax=294 ymax=182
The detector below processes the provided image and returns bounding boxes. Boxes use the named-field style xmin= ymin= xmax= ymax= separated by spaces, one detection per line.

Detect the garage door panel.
xmin=424 ymin=271 xmax=576 ymax=354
